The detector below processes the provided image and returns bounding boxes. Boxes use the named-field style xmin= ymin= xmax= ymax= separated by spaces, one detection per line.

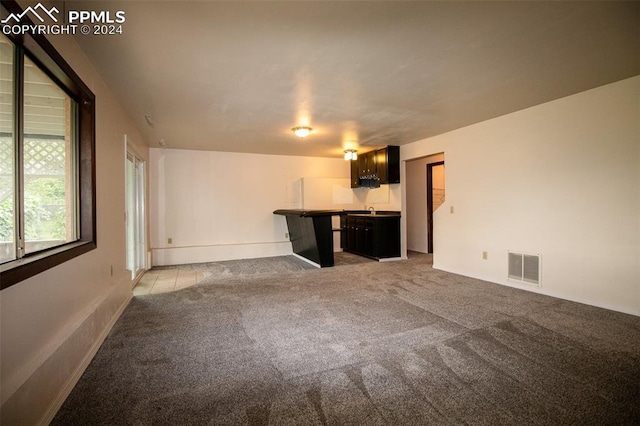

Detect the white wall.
xmin=149 ymin=148 xmax=349 ymax=265
xmin=401 ymin=76 xmax=640 ymax=315
xmin=0 ymin=15 xmax=149 ymax=425
xmin=406 ymin=153 xmax=444 ymax=253
xmin=353 ymin=184 xmax=402 ymax=212
xmin=302 ymin=177 xmax=357 ymax=210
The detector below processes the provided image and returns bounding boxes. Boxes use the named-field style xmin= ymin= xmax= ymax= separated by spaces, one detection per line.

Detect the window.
xmin=0 ymin=35 xmax=15 ymax=264
xmin=0 ymin=1 xmax=96 ymax=289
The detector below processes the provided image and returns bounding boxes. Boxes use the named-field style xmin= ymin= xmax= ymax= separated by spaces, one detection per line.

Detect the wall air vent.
xmin=508 ymin=251 xmax=540 ymax=286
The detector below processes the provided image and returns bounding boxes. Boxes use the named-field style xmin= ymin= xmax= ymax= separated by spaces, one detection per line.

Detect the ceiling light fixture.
xmin=344 ymin=149 xmax=358 ymax=161
xmin=292 ymin=126 xmax=312 ymax=138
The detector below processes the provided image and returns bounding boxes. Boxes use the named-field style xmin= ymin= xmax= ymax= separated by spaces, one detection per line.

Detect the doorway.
xmin=126 ymin=150 xmax=146 ymax=280
xmin=426 ymin=161 xmax=445 ymax=253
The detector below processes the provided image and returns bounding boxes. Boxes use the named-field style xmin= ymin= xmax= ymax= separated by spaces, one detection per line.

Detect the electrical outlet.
xmin=482 ymin=251 xmax=488 ymax=260
xmin=168 ymin=237 xmax=172 ymax=244
xmin=285 ymin=232 xmax=289 ymax=239
xmin=450 ymin=206 xmax=454 ymax=214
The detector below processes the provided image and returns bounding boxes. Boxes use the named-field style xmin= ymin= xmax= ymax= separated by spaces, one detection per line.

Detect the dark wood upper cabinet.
xmin=357 ymin=150 xmax=377 ymax=179
xmin=350 ymin=159 xmax=359 ymax=188
xmin=351 ymin=145 xmax=400 ymax=187
xmin=376 ymin=146 xmax=400 ymax=184
xmin=357 ymin=154 xmax=367 ymax=179
xmin=365 ymin=150 xmax=377 ymax=175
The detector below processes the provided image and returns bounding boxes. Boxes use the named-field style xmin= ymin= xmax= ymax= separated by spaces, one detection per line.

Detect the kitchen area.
xmin=274 ymin=146 xmax=401 ymax=268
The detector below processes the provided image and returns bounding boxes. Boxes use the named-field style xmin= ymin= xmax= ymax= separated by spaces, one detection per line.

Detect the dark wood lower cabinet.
xmin=342 ymin=215 xmax=400 ymax=259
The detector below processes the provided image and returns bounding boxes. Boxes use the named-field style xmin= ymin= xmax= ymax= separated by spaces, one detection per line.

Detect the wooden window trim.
xmin=0 ymin=0 xmax=96 ymax=289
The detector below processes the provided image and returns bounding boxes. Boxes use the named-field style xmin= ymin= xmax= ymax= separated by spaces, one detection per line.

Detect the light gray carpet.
xmin=53 ymin=253 xmax=640 ymax=425
xmin=151 ymin=255 xmax=317 ymax=277
xmin=150 ymin=252 xmax=374 ymax=279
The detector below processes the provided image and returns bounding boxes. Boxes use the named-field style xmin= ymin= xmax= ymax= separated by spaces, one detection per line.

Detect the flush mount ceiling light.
xmin=144 ymin=114 xmax=155 ymax=127
xmin=344 ymin=149 xmax=358 ymax=161
xmin=292 ymin=126 xmax=312 ymax=138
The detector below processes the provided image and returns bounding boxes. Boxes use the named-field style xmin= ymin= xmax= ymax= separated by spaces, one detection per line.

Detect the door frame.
xmin=426 ymin=161 xmax=445 ymax=253
xmin=125 ymin=137 xmax=147 ymax=280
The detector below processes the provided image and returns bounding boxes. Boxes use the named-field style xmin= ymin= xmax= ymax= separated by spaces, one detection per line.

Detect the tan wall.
xmin=432 ymin=164 xmax=445 ymax=212
xmin=0 ymin=12 xmax=150 ymax=425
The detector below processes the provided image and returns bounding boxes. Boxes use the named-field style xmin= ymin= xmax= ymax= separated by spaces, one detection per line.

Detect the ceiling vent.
xmin=508 ymin=251 xmax=540 ymax=286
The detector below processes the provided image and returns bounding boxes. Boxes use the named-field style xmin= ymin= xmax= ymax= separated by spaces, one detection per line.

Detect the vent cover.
xmin=508 ymin=251 xmax=540 ymax=286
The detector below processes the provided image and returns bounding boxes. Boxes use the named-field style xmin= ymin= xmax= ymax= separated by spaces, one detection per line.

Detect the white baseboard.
xmin=292 ymin=253 xmax=321 ymax=268
xmin=151 ymin=241 xmax=293 ymax=266
xmin=37 ymin=292 xmax=132 ymax=426
xmin=433 ymin=263 xmax=640 ymax=317
xmin=378 ymin=257 xmax=402 ymax=262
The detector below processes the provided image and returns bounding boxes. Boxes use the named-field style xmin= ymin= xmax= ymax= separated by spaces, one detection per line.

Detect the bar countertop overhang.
xmin=273 ymin=209 xmax=401 ymax=217
xmin=273 ymin=209 xmax=347 ymax=217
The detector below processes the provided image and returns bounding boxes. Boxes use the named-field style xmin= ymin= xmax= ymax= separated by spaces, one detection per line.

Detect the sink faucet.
xmin=368 ymin=206 xmax=375 ymax=215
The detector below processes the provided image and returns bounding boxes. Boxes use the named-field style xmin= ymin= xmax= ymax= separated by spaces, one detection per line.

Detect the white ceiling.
xmin=71 ymin=1 xmax=639 ymax=158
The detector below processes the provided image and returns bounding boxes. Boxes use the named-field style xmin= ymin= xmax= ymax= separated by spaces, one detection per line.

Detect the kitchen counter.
xmin=273 ymin=209 xmax=400 ymax=218
xmin=273 ymin=209 xmax=347 ymax=217
xmin=345 ymin=212 xmax=401 ymax=218
xmin=274 ymin=209 xmax=401 ymax=267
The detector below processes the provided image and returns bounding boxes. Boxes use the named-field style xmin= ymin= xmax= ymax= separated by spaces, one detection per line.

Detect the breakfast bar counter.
xmin=274 ymin=209 xmax=401 ymax=267
xmin=273 ymin=209 xmax=346 ymax=267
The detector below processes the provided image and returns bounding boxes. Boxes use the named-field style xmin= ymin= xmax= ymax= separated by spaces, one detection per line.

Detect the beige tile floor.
xmin=133 ymin=268 xmax=205 ymax=296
